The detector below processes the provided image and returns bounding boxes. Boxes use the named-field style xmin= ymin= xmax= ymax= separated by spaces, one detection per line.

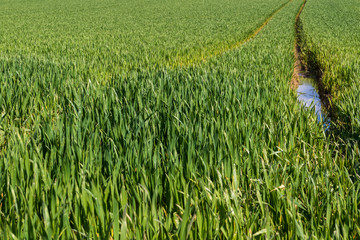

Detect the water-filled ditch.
xmin=296 ymin=73 xmax=330 ymax=129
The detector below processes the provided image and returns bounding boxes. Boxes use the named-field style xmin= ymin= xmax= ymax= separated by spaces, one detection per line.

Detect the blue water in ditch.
xmin=297 ymin=75 xmax=330 ymax=130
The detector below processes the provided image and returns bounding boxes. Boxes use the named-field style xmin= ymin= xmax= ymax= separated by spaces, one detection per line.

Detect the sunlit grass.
xmin=0 ymin=0 xmax=359 ymax=238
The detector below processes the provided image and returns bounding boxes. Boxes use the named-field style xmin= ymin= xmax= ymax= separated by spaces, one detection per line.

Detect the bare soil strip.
xmin=291 ymin=0 xmax=306 ymax=89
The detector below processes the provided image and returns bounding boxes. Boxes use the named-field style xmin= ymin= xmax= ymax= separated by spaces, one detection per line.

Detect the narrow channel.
xmin=293 ymin=0 xmax=330 ymax=130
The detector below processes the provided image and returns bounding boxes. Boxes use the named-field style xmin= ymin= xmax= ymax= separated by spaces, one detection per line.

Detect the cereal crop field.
xmin=0 ymin=0 xmax=359 ymax=238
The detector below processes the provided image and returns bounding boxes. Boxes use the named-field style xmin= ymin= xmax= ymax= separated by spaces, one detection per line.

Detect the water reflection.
xmin=297 ymin=76 xmax=330 ymax=129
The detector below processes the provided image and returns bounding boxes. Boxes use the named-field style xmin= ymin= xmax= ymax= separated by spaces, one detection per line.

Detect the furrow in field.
xmin=174 ymin=0 xmax=293 ymax=68
xmin=292 ymin=0 xmax=332 ymax=122
xmin=291 ymin=0 xmax=306 ymax=89
xmin=299 ymin=0 xmax=360 ymax=141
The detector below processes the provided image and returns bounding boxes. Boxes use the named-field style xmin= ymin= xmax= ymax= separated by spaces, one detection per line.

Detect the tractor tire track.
xmin=174 ymin=0 xmax=294 ymax=68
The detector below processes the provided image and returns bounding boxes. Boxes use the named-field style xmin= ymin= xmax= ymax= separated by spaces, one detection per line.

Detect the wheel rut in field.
xmin=292 ymin=0 xmax=332 ymax=126
xmin=174 ymin=0 xmax=293 ymax=68
xmin=210 ymin=0 xmax=293 ymax=57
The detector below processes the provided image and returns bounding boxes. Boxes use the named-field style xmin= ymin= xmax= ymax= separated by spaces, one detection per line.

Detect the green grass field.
xmin=300 ymin=0 xmax=360 ymax=141
xmin=0 ymin=0 xmax=359 ymax=238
